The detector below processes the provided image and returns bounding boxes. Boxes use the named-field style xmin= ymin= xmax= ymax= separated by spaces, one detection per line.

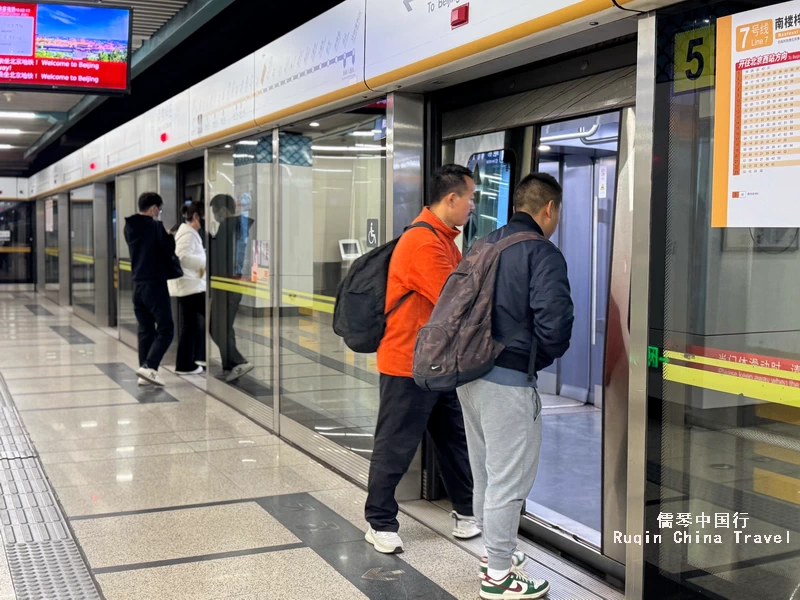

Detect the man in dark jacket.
xmin=208 ymin=194 xmax=254 ymax=382
xmin=457 ymin=173 xmax=573 ymax=599
xmin=124 ymin=192 xmax=176 ymax=387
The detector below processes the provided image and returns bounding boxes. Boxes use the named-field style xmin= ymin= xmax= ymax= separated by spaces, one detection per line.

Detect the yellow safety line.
xmin=72 ymin=254 xmax=95 ymax=265
xmin=663 ymin=363 xmax=800 ymax=408
xmin=209 ymin=281 xmax=334 ymax=314
xmin=45 ymin=248 xmax=59 ymax=257
xmin=0 ymin=247 xmax=31 ymax=253
xmin=664 ymin=350 xmax=800 ymax=382
xmin=752 ymin=468 xmax=800 ymax=506
xmin=118 ymin=260 xmax=131 ymax=272
xmin=284 ymin=288 xmax=335 ymax=304
xmin=210 ymin=276 xmax=269 ymax=290
xmin=211 ymin=280 xmax=270 ymax=299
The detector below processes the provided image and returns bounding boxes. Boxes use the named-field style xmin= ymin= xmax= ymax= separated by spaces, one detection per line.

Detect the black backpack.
xmin=333 ymin=222 xmax=437 ymax=353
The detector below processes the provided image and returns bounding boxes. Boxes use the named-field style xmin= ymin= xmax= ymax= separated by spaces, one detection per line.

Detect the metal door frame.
xmin=116 ymin=164 xmax=178 ymax=349
xmin=433 ymin=62 xmax=638 ymax=580
xmin=70 ymin=183 xmax=112 ymax=328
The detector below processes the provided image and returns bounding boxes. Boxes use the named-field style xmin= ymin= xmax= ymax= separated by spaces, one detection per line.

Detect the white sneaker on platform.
xmin=479 ymin=550 xmax=527 ymax=579
xmin=225 ymin=362 xmax=254 ymax=382
xmin=137 ymin=377 xmax=148 ymax=386
xmin=135 ymin=367 xmax=165 ymax=387
xmin=365 ymin=528 xmax=404 ymax=554
xmin=176 ymin=366 xmax=204 ymax=375
xmin=452 ymin=511 xmax=482 ymax=539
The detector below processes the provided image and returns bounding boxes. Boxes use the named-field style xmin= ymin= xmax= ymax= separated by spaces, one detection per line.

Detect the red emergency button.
xmin=90 ymin=163 xmax=96 ymax=170
xmin=160 ymin=132 xmax=169 ymax=143
xmin=451 ymin=4 xmax=469 ymax=29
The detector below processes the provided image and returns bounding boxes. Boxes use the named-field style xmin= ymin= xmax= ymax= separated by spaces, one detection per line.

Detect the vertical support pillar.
xmin=625 ymin=14 xmax=657 ymax=600
xmin=35 ymin=199 xmax=45 ymax=293
xmin=158 ymin=164 xmax=179 ymax=229
xmin=385 ymin=92 xmax=426 ymax=502
xmin=93 ymin=184 xmax=111 ymax=327
xmin=157 ymin=164 xmax=179 ymax=362
xmin=271 ymin=128 xmax=282 ymax=435
xmin=386 ymin=92 xmax=425 ymax=241
xmin=57 ymin=192 xmax=70 ymax=306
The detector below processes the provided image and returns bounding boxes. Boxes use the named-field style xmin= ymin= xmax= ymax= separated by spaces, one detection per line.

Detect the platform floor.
xmin=0 ymin=292 xmax=621 ymax=600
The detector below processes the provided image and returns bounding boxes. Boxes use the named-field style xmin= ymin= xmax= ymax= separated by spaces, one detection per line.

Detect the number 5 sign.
xmin=674 ymin=24 xmax=716 ymax=94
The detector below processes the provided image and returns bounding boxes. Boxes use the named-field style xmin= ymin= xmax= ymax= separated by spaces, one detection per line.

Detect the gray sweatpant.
xmin=457 ymin=378 xmax=542 ymax=571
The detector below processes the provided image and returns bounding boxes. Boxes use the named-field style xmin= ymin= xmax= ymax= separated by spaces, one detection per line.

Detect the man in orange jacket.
xmin=365 ymin=164 xmax=479 ymax=554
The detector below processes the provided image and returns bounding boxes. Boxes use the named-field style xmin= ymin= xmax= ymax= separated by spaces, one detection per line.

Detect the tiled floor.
xmin=0 ymin=292 xmax=621 ymax=600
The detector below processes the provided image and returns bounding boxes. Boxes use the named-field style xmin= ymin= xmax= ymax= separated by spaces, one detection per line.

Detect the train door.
xmin=525 ymin=112 xmax=620 ymax=549
xmin=437 ymin=104 xmax=630 ymax=571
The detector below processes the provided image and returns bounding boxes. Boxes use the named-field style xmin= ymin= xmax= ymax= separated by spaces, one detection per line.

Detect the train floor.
xmin=0 ymin=291 xmax=621 ymax=600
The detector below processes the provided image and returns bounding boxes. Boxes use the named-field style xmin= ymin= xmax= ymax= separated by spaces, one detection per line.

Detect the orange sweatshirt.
xmin=377 ymin=208 xmax=461 ymax=377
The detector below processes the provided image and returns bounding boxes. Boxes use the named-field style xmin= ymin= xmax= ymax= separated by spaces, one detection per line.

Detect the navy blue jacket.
xmin=124 ymin=214 xmax=176 ymax=283
xmin=485 ymin=212 xmax=574 ymax=376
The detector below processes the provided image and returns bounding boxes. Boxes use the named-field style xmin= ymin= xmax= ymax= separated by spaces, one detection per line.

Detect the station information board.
xmin=0 ymin=2 xmax=131 ymax=93
xmin=713 ymin=1 xmax=800 ymax=227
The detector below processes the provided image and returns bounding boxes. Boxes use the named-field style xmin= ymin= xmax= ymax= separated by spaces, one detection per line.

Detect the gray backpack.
xmin=412 ymin=231 xmax=545 ymax=392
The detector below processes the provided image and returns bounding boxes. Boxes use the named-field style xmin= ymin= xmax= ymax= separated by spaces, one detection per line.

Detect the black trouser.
xmin=366 ymin=374 xmax=474 ymax=532
xmin=176 ymin=292 xmax=206 ymax=372
xmin=133 ymin=281 xmax=174 ymax=370
xmin=210 ymin=289 xmax=245 ymax=371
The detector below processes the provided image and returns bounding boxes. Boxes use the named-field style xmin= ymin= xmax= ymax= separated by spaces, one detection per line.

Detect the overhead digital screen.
xmin=0 ymin=2 xmax=132 ymax=93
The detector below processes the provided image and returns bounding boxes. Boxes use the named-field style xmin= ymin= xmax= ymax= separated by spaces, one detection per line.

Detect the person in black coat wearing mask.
xmin=124 ymin=192 xmax=176 ymax=387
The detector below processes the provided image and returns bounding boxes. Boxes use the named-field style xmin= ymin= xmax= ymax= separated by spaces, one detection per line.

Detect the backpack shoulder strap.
xmin=404 ymin=221 xmax=439 ymax=238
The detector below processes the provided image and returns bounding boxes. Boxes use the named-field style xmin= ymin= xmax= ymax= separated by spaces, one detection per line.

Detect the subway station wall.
xmin=21 ymin=0 xmax=674 ymax=200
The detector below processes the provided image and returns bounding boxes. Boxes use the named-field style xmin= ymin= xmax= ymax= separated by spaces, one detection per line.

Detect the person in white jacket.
xmin=168 ymin=201 xmax=207 ymax=375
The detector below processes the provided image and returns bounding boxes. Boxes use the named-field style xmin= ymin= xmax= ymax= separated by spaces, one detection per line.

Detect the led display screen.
xmin=0 ymin=2 xmax=132 ymax=93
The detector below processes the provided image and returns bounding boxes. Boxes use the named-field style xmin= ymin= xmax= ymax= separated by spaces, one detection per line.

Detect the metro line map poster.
xmin=713 ymin=1 xmax=800 ymax=227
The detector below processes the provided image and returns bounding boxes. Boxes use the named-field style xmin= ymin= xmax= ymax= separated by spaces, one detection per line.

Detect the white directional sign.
xmin=254 ymin=0 xmax=366 ymax=125
xmin=190 ymin=54 xmax=256 ymax=143
xmin=365 ymin=0 xmax=618 ymax=88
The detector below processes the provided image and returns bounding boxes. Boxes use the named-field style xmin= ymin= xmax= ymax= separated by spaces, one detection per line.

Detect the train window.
xmin=463 ymin=149 xmax=515 ymax=251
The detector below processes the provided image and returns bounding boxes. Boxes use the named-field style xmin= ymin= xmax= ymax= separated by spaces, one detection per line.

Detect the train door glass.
xmin=45 ymin=197 xmax=59 ymax=303
xmin=70 ymin=195 xmax=95 ymax=314
xmin=463 ymin=150 xmax=514 ymax=252
xmin=525 ymin=111 xmax=620 ymax=547
xmin=108 ymin=183 xmax=117 ymax=327
xmin=116 ymin=168 xmax=159 ymax=340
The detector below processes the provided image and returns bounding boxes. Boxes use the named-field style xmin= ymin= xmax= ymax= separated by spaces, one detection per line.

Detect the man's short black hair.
xmin=210 ymin=194 xmax=236 ymax=214
xmin=186 ymin=201 xmax=204 ymax=222
xmin=513 ymin=173 xmax=563 ymax=214
xmin=138 ymin=192 xmax=163 ymax=213
xmin=429 ymin=164 xmax=473 ymax=205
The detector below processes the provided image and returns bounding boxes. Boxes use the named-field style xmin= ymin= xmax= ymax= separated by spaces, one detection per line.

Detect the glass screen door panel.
xmin=463 ymin=150 xmax=514 ymax=252
xmin=70 ymin=197 xmax=95 ymax=314
xmin=45 ymin=197 xmax=59 ymax=304
xmin=526 ymin=111 xmax=621 ymax=549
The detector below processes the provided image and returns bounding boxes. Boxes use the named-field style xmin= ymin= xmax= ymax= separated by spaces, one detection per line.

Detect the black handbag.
xmin=166 ymin=254 xmax=184 ymax=280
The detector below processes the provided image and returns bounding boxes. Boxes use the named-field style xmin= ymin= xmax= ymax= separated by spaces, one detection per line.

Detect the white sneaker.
xmin=479 ymin=550 xmax=527 ymax=579
xmin=480 ymin=566 xmax=549 ymax=599
xmin=195 ymin=361 xmax=207 ymax=367
xmin=225 ymin=362 xmax=254 ymax=383
xmin=452 ymin=511 xmax=481 ymax=539
xmin=137 ymin=377 xmax=148 ymax=386
xmin=135 ymin=367 xmax=165 ymax=387
xmin=175 ymin=366 xmax=204 ymax=375
xmin=365 ymin=527 xmax=404 ymax=554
